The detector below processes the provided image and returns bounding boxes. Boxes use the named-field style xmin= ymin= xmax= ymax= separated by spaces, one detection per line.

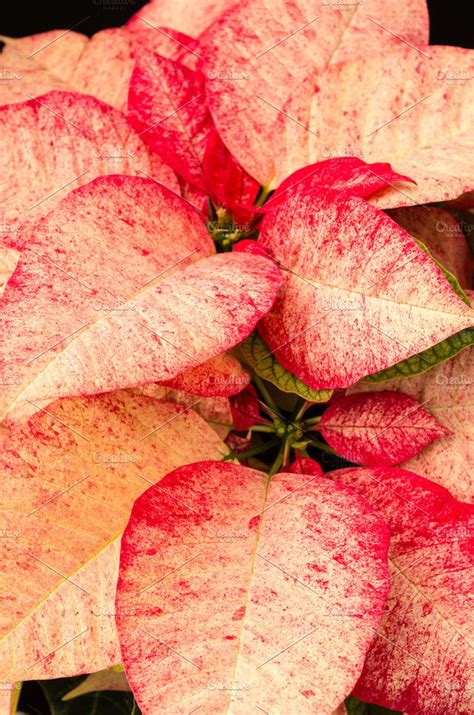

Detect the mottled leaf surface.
xmin=390 ymin=206 xmax=471 ymax=289
xmin=258 ymin=191 xmax=473 ymax=389
xmin=0 ymin=175 xmax=281 ymax=421
xmin=330 ymin=467 xmax=474 ymax=714
xmin=116 ymin=461 xmax=389 ymax=714
xmin=0 ymin=391 xmax=227 ymax=681
xmin=200 ymin=0 xmax=428 ymax=183
xmin=275 ymin=46 xmax=474 ymax=206
xmin=0 ymin=90 xmax=178 ymax=230
xmin=127 ymin=0 xmax=237 ymax=37
xmin=0 ymin=39 xmax=68 ymax=104
xmin=348 ymin=345 xmax=474 ymax=502
xmin=128 ymin=50 xmax=213 ymax=189
xmin=319 ymin=391 xmax=449 ymax=466
xmin=162 ymin=353 xmax=250 ymax=397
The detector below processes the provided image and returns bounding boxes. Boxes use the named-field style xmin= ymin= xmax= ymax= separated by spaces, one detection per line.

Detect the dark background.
xmin=0 ymin=0 xmax=473 ymax=47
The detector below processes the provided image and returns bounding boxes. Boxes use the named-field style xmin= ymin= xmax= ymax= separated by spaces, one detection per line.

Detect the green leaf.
xmin=239 ymin=332 xmax=332 ymax=402
xmin=344 ymin=694 xmax=402 ymax=714
xmin=365 ymin=327 xmax=474 ymax=382
xmin=413 ymin=237 xmax=470 ymax=305
xmin=366 ymin=240 xmax=473 ymax=382
xmin=39 ymin=676 xmax=139 ymax=715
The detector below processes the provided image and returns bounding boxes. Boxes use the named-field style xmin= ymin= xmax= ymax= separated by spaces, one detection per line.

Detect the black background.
xmin=0 ymin=0 xmax=473 ymax=48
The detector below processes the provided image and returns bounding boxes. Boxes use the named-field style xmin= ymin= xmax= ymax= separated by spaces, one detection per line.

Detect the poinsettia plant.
xmin=0 ymin=1 xmax=473 ymax=714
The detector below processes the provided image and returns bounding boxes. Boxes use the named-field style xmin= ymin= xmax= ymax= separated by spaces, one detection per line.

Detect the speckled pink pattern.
xmin=0 ymin=90 xmax=178 ymax=231
xmin=275 ymin=46 xmax=474 ymax=206
xmin=7 ymin=27 xmax=199 ymax=111
xmin=390 ymin=206 xmax=471 ymax=289
xmin=0 ymin=175 xmax=281 ymax=422
xmin=128 ymin=50 xmax=213 ymax=190
xmin=0 ymin=391 xmax=227 ymax=681
xmin=319 ymin=391 xmax=449 ymax=466
xmin=116 ymin=461 xmax=390 ymax=714
xmin=348 ymin=343 xmax=474 ymax=503
xmin=161 ymin=354 xmax=250 ymax=397
xmin=200 ymin=0 xmax=429 ymax=184
xmin=331 ymin=466 xmax=474 ymax=714
xmin=258 ymin=191 xmax=474 ymax=389
xmin=127 ymin=0 xmax=237 ymax=37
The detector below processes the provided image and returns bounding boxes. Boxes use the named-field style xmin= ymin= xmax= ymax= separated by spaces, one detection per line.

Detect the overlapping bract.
xmin=116 ymin=461 xmax=390 ymax=714
xmin=1 ymin=1 xmax=473 ymax=713
xmin=0 ymin=391 xmax=227 ymax=681
xmin=257 ymin=189 xmax=473 ymax=389
xmin=199 ymin=0 xmax=429 ymax=185
xmin=330 ymin=467 xmax=474 ymax=714
xmin=0 ymin=90 xmax=178 ymax=230
xmin=319 ymin=391 xmax=449 ymax=466
xmin=348 ymin=345 xmax=474 ymax=502
xmin=0 ymin=175 xmax=281 ymax=422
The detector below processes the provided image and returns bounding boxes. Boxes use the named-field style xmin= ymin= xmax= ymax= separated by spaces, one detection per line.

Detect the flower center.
xmin=207 ymin=206 xmax=243 ymax=251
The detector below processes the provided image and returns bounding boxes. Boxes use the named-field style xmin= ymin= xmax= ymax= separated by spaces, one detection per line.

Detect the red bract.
xmin=257 ymin=188 xmax=473 ymax=389
xmin=271 ymin=157 xmax=415 ymax=206
xmin=202 ymin=128 xmax=261 ymax=226
xmin=318 ymin=391 xmax=450 ymax=466
xmin=128 ymin=51 xmax=259 ymax=226
xmin=286 ymin=455 xmax=323 ymax=476
xmin=128 ymin=49 xmax=213 ymax=190
xmin=329 ymin=466 xmax=474 ymax=714
xmin=348 ymin=342 xmax=474 ymax=503
xmin=116 ymin=461 xmax=389 ymax=713
xmin=229 ymin=384 xmax=266 ymax=430
xmin=0 ymin=174 xmax=281 ymax=422
xmin=199 ymin=0 xmax=429 ymax=185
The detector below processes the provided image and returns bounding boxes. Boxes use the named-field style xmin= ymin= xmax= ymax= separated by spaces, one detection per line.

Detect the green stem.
xmin=253 ymin=375 xmax=278 ymax=412
xmin=305 ymin=416 xmax=322 ymax=426
xmin=258 ymin=401 xmax=278 ymax=420
xmin=250 ymin=424 xmax=276 ymax=433
xmin=224 ymin=438 xmax=280 ymax=462
xmin=268 ymin=440 xmax=286 ymax=477
xmin=281 ymin=438 xmax=291 ymax=468
xmin=293 ymin=400 xmax=312 ymax=421
xmin=309 ymin=438 xmax=336 ymax=456
xmin=255 ymin=182 xmax=274 ymax=207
